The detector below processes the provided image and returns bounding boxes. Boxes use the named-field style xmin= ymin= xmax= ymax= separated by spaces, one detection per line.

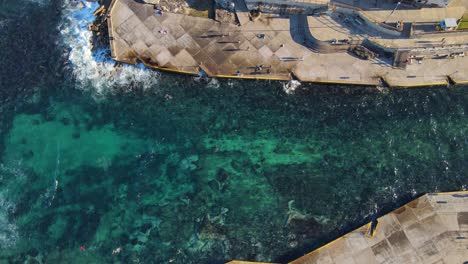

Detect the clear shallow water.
xmin=0 ymin=1 xmax=467 ymax=263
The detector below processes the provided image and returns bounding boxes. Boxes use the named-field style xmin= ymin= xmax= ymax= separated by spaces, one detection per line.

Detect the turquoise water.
xmin=0 ymin=0 xmax=467 ymax=263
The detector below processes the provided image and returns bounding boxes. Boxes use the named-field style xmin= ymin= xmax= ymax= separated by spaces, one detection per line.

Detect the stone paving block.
xmin=442 ymin=248 xmax=468 ymax=264
xmin=117 ymin=16 xmax=136 ymax=34
xmin=242 ymin=31 xmax=257 ymax=41
xmin=164 ymin=23 xmax=186 ymax=39
xmin=113 ymin=39 xmax=133 ymax=59
xmin=387 ymin=230 xmax=414 ymax=255
xmin=213 ymin=48 xmax=234 ymax=65
xmin=345 ymin=232 xmax=369 ymax=254
xmin=143 ymin=15 xmax=160 ymax=30
xmin=327 ymin=239 xmax=355 ymax=264
xmin=110 ymin=2 xmax=134 ymax=25
xmin=352 ymin=248 xmax=378 ymax=264
xmin=168 ymin=46 xmax=183 ymax=56
xmin=143 ymin=34 xmax=158 ymax=48
xmin=154 ymin=12 xmax=169 ymax=23
xmin=404 ymin=222 xmax=431 ymax=248
xmin=295 ymin=250 xmax=334 ymax=264
xmin=192 ymin=34 xmax=219 ymax=48
xmin=378 ymin=215 xmax=402 ymax=238
xmin=408 ymin=196 xmax=435 ymax=221
xmin=219 ymin=62 xmax=238 ymax=75
xmin=267 ymin=36 xmax=286 ymax=53
xmin=124 ymin=14 xmax=142 ymax=31
xmin=131 ymin=40 xmax=148 ymax=55
xmin=155 ymin=48 xmax=172 ymax=66
xmin=326 ymin=64 xmax=347 ymax=80
xmin=259 ymin=45 xmax=274 ymax=58
xmin=437 ymin=212 xmax=459 ymax=231
xmin=371 ymin=240 xmax=394 ymax=264
xmin=133 ymin=28 xmax=147 ymax=41
xmin=134 ymin=4 xmax=154 ymax=22
xmin=192 ymin=51 xmax=218 ymax=74
xmin=432 ymin=231 xmax=456 ymax=254
xmin=393 ymin=207 xmax=419 ymax=228
xmin=415 ymin=241 xmax=440 ymax=264
xmin=457 ymin=212 xmax=468 ymax=230
xmin=123 ymin=31 xmax=138 ymax=46
xmin=148 ymin=43 xmax=165 ymax=58
xmin=393 ymin=252 xmax=421 ymax=264
xmin=421 ymin=214 xmax=448 ymax=239
xmin=228 ymin=51 xmax=248 ymax=64
xmin=275 ymin=46 xmax=294 ymax=59
xmin=249 ymin=36 xmax=267 ymax=49
xmin=174 ymin=49 xmax=197 ymax=67
xmin=176 ymin=33 xmax=201 ymax=53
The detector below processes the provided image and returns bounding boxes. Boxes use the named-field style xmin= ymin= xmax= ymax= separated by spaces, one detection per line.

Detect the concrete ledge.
xmin=228 ymin=190 xmax=468 ymax=264
xmin=106 ymin=0 xmax=468 ymax=88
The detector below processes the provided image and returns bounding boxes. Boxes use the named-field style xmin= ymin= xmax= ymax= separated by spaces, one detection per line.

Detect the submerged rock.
xmin=180 ymin=155 xmax=199 ymax=171
xmin=286 ymin=200 xmax=320 ymax=237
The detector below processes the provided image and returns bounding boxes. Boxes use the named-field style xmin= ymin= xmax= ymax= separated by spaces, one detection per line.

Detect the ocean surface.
xmin=0 ymin=1 xmax=467 ymax=263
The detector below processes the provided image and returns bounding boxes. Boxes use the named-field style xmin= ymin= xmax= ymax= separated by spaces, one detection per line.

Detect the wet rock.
xmin=215 ymin=6 xmax=236 ymax=24
xmin=156 ymin=0 xmax=189 ymax=13
xmin=89 ymin=5 xmax=109 ymax=51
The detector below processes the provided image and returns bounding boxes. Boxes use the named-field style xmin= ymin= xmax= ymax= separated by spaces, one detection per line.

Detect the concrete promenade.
xmin=226 ymin=191 xmax=468 ymax=264
xmin=107 ymin=0 xmax=468 ymax=86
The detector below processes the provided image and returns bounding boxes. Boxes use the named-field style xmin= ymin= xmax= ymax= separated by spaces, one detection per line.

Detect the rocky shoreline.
xmin=88 ymin=2 xmax=109 ymax=51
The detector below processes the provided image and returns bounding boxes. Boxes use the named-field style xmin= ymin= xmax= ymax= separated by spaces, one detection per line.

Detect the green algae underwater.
xmin=0 ymin=80 xmax=467 ymax=264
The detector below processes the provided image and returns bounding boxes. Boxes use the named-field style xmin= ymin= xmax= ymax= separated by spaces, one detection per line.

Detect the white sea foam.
xmin=0 ymin=165 xmax=22 ymax=249
xmin=283 ymin=80 xmax=301 ymax=94
xmin=0 ymin=194 xmax=18 ymax=249
xmin=206 ymin=78 xmax=221 ymax=89
xmin=60 ymin=0 xmax=159 ymax=96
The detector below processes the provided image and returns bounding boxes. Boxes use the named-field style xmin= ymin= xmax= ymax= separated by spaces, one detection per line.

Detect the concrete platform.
xmin=227 ymin=191 xmax=468 ymax=264
xmin=107 ymin=0 xmax=468 ymax=87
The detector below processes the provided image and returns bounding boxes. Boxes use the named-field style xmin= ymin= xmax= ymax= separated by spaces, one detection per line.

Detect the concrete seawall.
xmin=227 ymin=190 xmax=468 ymax=264
xmin=105 ymin=0 xmax=468 ymax=87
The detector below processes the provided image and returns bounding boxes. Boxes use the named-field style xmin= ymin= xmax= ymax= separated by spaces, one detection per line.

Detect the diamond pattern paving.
xmin=108 ymin=0 xmax=468 ymax=86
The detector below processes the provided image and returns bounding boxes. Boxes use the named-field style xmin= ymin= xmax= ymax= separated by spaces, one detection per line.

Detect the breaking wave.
xmin=59 ymin=0 xmax=159 ymax=95
xmin=0 ymin=194 xmax=18 ymax=249
xmin=0 ymin=165 xmax=22 ymax=249
xmin=283 ymin=80 xmax=301 ymax=94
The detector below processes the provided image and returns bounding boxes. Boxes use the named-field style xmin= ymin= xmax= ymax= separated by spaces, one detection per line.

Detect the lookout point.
xmin=98 ymin=0 xmax=468 ymax=87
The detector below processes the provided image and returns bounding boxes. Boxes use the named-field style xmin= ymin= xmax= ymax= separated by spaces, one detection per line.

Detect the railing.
xmin=106 ymin=0 xmax=118 ymax=58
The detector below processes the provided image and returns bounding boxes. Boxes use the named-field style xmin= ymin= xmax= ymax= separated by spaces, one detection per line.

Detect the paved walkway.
xmin=227 ymin=191 xmax=468 ymax=264
xmin=108 ymin=0 xmax=468 ymax=86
